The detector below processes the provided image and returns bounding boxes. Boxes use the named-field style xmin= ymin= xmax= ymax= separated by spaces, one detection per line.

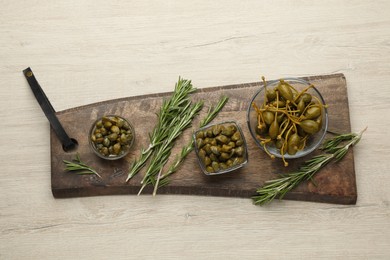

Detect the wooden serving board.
xmin=50 ymin=73 xmax=357 ymax=204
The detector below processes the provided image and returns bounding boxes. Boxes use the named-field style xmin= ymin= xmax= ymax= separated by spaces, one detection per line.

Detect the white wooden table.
xmin=1 ymin=1 xmax=389 ymax=259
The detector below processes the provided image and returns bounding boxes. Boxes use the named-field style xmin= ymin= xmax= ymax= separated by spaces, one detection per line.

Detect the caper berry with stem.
xmin=252 ymin=77 xmax=327 ymax=166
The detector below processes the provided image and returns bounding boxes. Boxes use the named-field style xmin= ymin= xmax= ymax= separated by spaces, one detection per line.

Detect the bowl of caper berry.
xmin=247 ymin=78 xmax=328 ymax=166
xmin=89 ymin=115 xmax=135 ymax=160
xmin=193 ymin=121 xmax=248 ymax=175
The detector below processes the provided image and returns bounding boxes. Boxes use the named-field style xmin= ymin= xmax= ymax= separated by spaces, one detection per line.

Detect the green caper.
xmin=234 ymin=146 xmax=244 ymax=157
xmin=210 ymin=146 xmax=221 ymax=156
xmin=108 ymin=133 xmax=118 ymax=142
xmin=211 ymin=161 xmax=220 ymax=172
xmin=235 ymin=139 xmax=244 ymax=146
xmin=221 ymin=127 xmax=233 ymax=137
xmin=104 ymin=121 xmax=112 ymax=129
xmin=111 ymin=125 xmax=120 ymax=134
xmin=196 ymin=131 xmax=204 ymax=139
xmin=113 ymin=143 xmax=121 ymax=154
xmin=103 ymin=137 xmax=110 ymax=147
xmin=266 ymin=88 xmax=276 ymax=101
xmin=220 ymin=163 xmax=228 ymax=170
xmin=215 ymin=135 xmax=229 ymax=144
xmin=277 ymin=82 xmax=294 ymax=102
xmin=232 ymin=157 xmax=242 ymax=166
xmin=116 ymin=118 xmax=124 ymax=128
xmin=287 ymin=133 xmax=300 ymax=155
xmin=221 ymin=144 xmax=233 ymax=153
xmin=122 ymin=122 xmax=130 ymax=130
xmin=91 ymin=135 xmax=97 ymax=142
xmin=206 ymin=166 xmax=214 ymax=173
xmin=297 ymin=99 xmax=305 ymax=114
xmin=204 ymin=137 xmax=212 ymax=145
xmin=212 ymin=125 xmax=221 ymax=136
xmin=269 ymin=120 xmax=279 ymax=140
xmin=96 ymin=120 xmax=103 ymax=128
xmin=299 ymin=120 xmax=320 ymax=134
xmin=263 ymin=111 xmax=274 ymax=125
xmin=196 ymin=138 xmax=204 ymax=149
xmin=206 ymin=129 xmax=213 ymax=138
xmin=203 ymin=156 xmax=211 ymax=166
xmin=210 ymin=139 xmax=217 ymax=146
xmin=101 ymin=147 xmax=109 ymax=156
xmin=198 ymin=149 xmax=206 ymax=160
xmin=228 ymin=141 xmax=236 ymax=148
xmin=231 ymin=131 xmax=241 ymax=142
xmin=304 ymin=106 xmax=321 ymax=120
xmin=226 ymin=159 xmax=233 ymax=167
xmin=209 ymin=153 xmax=217 ymax=162
xmin=219 ymin=152 xmax=231 ymax=161
xmin=100 ymin=127 xmax=107 ymax=136
xmin=120 ymin=134 xmax=128 ymax=144
xmin=301 ymin=93 xmax=312 ymax=103
xmin=204 ymin=144 xmax=212 ymax=155
xmin=271 ymin=100 xmax=286 ymax=108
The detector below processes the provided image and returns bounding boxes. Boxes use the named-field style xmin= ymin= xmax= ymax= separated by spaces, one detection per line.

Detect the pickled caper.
xmin=221 ymin=144 xmax=233 ymax=153
xmin=231 ymin=131 xmax=241 ymax=142
xmin=235 ymin=139 xmax=244 ymax=146
xmin=299 ymin=120 xmax=320 ymax=134
xmin=277 ymin=82 xmax=294 ymax=102
xmin=216 ymin=135 xmax=229 ymax=144
xmin=195 ymin=122 xmax=246 ymax=173
xmin=211 ymin=161 xmax=220 ymax=172
xmin=253 ymin=78 xmax=326 ymax=166
xmin=263 ymin=111 xmax=274 ymax=125
xmin=90 ymin=116 xmax=134 ymax=158
xmin=219 ymin=152 xmax=231 ymax=161
xmin=198 ymin=149 xmax=206 ymax=160
xmin=287 ymin=133 xmax=300 ymax=155
xmin=304 ymin=106 xmax=321 ymax=120
xmin=212 ymin=125 xmax=221 ymax=136
xmin=204 ymin=156 xmax=211 ymax=166
xmin=196 ymin=131 xmax=204 ymax=139
xmin=210 ymin=146 xmax=221 ymax=156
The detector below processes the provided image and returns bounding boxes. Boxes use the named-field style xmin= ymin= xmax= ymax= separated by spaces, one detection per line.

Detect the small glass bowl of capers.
xmin=89 ymin=115 xmax=135 ymax=160
xmin=193 ymin=121 xmax=248 ymax=175
xmin=247 ymin=78 xmax=328 ymax=164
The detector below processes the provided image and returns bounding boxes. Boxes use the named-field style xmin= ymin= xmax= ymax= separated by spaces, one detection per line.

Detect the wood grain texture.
xmin=1 ymin=0 xmax=390 ymax=259
xmin=51 ymin=74 xmax=356 ymax=204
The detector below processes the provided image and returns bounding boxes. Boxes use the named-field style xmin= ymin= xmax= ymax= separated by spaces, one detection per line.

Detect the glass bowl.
xmin=247 ymin=78 xmax=328 ymax=159
xmin=89 ymin=115 xmax=135 ymax=160
xmin=193 ymin=121 xmax=248 ymax=176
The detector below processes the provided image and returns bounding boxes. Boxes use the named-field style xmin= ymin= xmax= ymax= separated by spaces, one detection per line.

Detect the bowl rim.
xmin=89 ymin=114 xmax=135 ymax=160
xmin=193 ymin=120 xmax=248 ymax=176
xmin=246 ymin=77 xmax=329 ymax=159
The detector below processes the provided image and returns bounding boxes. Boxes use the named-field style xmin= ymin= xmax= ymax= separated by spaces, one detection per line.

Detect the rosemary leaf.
xmin=63 ymin=153 xmax=101 ymax=179
xmin=252 ymin=127 xmax=366 ymax=206
xmin=153 ymin=96 xmax=229 ymax=194
xmin=138 ymin=101 xmax=204 ymax=195
xmin=126 ymin=78 xmax=196 ymax=182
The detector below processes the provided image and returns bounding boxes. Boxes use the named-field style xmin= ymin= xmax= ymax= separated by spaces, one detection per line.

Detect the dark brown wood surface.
xmin=50 ymin=73 xmax=356 ymax=204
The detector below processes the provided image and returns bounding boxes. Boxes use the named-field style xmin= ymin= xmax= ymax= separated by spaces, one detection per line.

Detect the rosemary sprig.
xmin=252 ymin=127 xmax=367 ymax=206
xmin=126 ymin=78 xmax=196 ymax=182
xmin=138 ymin=101 xmax=204 ymax=195
xmin=63 ymin=153 xmax=102 ymax=179
xmin=152 ymin=96 xmax=229 ymax=195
